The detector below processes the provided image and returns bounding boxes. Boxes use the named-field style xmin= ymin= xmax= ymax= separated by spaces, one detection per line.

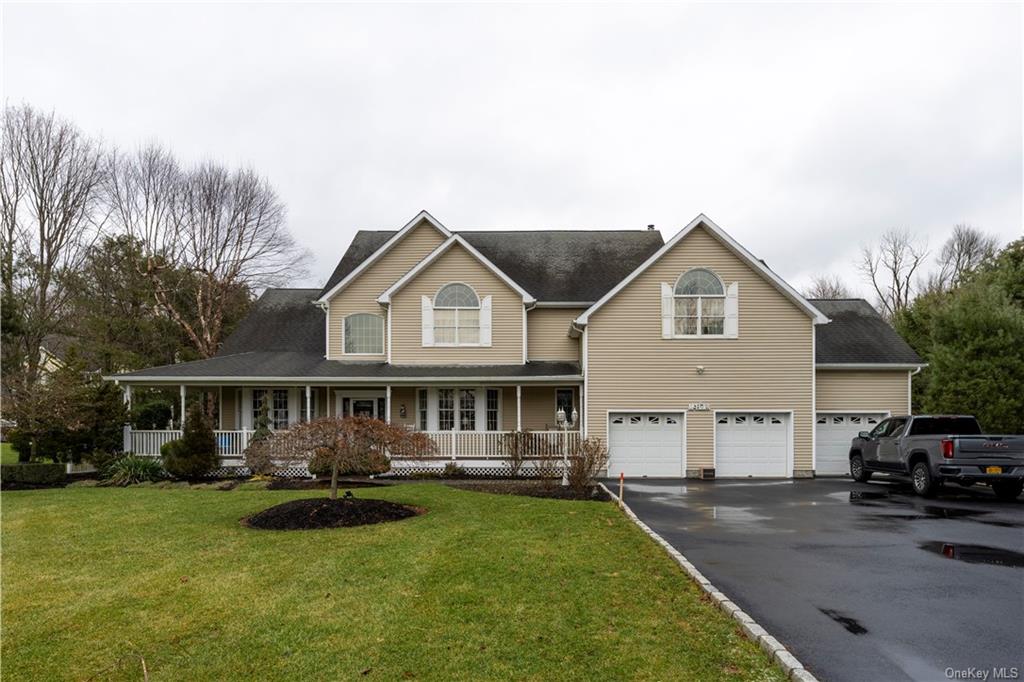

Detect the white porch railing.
xmin=124 ymin=426 xmax=581 ymax=462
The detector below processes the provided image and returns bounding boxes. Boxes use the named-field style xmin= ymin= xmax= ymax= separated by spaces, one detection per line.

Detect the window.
xmin=908 ymin=417 xmax=982 ymax=436
xmin=612 ymin=416 xmax=624 ymax=424
xmin=417 ymin=389 xmax=428 ymax=431
xmin=869 ymin=419 xmax=890 ymax=438
xmin=735 ymin=415 xmax=747 ymax=424
xmin=459 ymin=389 xmax=477 ymax=431
xmin=885 ymin=418 xmax=908 ymax=438
xmin=555 ymin=388 xmax=575 ymax=422
xmin=629 ymin=415 xmax=642 ymax=425
xmin=648 ymin=415 xmax=661 ymax=424
xmin=252 ymin=389 xmax=289 ymax=430
xmin=665 ymin=416 xmax=678 ymax=425
xmin=770 ymin=416 xmax=782 ymax=425
xmin=252 ymin=389 xmax=267 ymax=427
xmin=753 ymin=415 xmax=765 ymax=424
xmin=344 ymin=314 xmax=384 ymax=354
xmin=718 ymin=416 xmax=729 ymax=424
xmin=817 ymin=416 xmax=827 ymax=424
xmin=438 ymin=389 xmax=455 ymax=431
xmin=434 ymin=283 xmax=480 ymax=345
xmin=486 ymin=389 xmax=499 ymax=431
xmin=832 ymin=416 xmax=845 ymax=424
xmin=673 ymin=268 xmax=725 ymax=336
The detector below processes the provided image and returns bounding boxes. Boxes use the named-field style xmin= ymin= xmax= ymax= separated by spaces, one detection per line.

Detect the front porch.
xmin=119 ymin=381 xmax=582 ymax=474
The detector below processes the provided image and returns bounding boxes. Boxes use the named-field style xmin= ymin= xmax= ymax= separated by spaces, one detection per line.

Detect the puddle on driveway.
xmin=818 ymin=608 xmax=868 ymax=634
xmin=919 ymin=542 xmax=1024 ymax=568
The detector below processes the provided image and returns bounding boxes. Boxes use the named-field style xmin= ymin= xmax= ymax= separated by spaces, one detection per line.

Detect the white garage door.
xmin=815 ymin=413 xmax=886 ymax=476
xmin=608 ymin=413 xmax=685 ymax=477
xmin=716 ymin=413 xmax=789 ymax=478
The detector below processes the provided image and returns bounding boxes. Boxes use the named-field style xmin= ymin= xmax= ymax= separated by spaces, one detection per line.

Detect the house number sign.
xmin=688 ymin=402 xmax=710 ymax=411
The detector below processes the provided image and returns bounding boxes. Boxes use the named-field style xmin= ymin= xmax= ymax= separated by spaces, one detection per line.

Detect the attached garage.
xmin=608 ymin=412 xmax=685 ymax=477
xmin=815 ymin=413 xmax=886 ymax=476
xmin=715 ymin=412 xmax=790 ymax=478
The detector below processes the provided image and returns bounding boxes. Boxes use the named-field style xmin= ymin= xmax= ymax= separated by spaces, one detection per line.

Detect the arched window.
xmin=434 ymin=283 xmax=480 ymax=345
xmin=343 ymin=313 xmax=384 ymax=354
xmin=674 ymin=268 xmax=725 ymax=336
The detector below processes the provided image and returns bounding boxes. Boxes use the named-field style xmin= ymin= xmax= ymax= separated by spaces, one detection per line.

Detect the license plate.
xmin=986 ymin=466 xmax=1003 ymax=474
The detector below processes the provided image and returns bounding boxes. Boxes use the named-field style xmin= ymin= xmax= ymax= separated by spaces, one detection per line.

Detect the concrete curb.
xmin=599 ymin=482 xmax=819 ymax=682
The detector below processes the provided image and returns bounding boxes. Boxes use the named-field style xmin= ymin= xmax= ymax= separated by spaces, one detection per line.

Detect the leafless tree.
xmin=0 ymin=104 xmax=106 ymax=385
xmin=931 ymin=224 xmax=1000 ymax=291
xmin=857 ymin=229 xmax=928 ymax=320
xmin=802 ymin=274 xmax=852 ymax=300
xmin=107 ymin=146 xmax=310 ymax=357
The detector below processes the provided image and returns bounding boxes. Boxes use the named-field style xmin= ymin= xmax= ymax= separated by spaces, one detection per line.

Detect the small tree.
xmin=501 ymin=430 xmax=532 ymax=477
xmin=271 ymin=416 xmax=434 ymax=500
xmin=567 ymin=437 xmax=609 ymax=496
xmin=162 ymin=402 xmax=218 ymax=479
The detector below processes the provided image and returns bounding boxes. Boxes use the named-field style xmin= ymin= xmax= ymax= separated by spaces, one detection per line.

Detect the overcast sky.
xmin=3 ymin=2 xmax=1021 ymax=296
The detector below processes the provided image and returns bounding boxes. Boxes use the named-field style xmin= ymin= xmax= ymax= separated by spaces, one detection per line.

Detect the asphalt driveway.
xmin=615 ymin=477 xmax=1024 ymax=682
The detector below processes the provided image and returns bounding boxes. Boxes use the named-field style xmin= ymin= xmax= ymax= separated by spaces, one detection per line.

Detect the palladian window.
xmin=433 ymin=283 xmax=480 ymax=345
xmin=673 ymin=269 xmax=725 ymax=336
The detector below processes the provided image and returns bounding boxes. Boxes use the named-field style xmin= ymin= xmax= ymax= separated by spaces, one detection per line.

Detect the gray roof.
xmin=318 ymin=229 xmax=665 ymax=302
xmin=115 ymin=352 xmax=581 ymax=381
xmin=219 ymin=289 xmax=324 ymax=356
xmin=811 ymin=299 xmax=924 ymax=365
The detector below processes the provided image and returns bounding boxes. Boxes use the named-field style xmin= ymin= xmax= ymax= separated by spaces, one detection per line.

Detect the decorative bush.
xmin=244 ymin=438 xmax=278 ymax=477
xmin=161 ymin=403 xmax=218 ymax=479
xmin=87 ymin=450 xmax=121 ymax=473
xmin=501 ymin=430 xmax=532 ymax=477
xmin=103 ymin=455 xmax=166 ymax=486
xmin=567 ymin=437 xmax=609 ymax=495
xmin=0 ymin=463 xmax=66 ymax=488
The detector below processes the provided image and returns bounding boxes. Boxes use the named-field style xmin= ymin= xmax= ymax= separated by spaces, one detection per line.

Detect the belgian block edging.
xmin=599 ymin=483 xmax=820 ymax=682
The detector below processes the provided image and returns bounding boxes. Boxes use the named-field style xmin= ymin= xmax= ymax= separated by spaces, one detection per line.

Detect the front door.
xmin=352 ymin=399 xmax=375 ymax=418
xmin=335 ymin=392 xmax=386 ymax=419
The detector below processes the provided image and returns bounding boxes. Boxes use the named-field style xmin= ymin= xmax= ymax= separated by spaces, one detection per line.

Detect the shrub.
xmin=244 ymin=438 xmax=278 ymax=477
xmin=162 ymin=403 xmax=219 ymax=479
xmin=0 ymin=463 xmax=66 ymax=488
xmin=87 ymin=450 xmax=121 ymax=473
xmin=131 ymin=396 xmax=173 ymax=430
xmin=501 ymin=430 xmax=532 ymax=477
xmin=104 ymin=455 xmax=165 ymax=486
xmin=442 ymin=462 xmax=468 ymax=479
xmin=567 ymin=437 xmax=609 ymax=495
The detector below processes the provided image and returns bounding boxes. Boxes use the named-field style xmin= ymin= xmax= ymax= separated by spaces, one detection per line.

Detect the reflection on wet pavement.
xmin=919 ymin=542 xmax=1024 ymax=568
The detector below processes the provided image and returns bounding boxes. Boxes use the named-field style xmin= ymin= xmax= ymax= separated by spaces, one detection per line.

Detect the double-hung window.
xmin=253 ymin=388 xmax=289 ymax=430
xmin=459 ymin=389 xmax=477 ymax=431
xmin=673 ymin=269 xmax=725 ymax=336
xmin=417 ymin=389 xmax=428 ymax=431
xmin=433 ymin=283 xmax=480 ymax=345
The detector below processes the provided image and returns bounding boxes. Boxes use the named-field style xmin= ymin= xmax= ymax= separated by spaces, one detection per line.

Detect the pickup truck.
xmin=848 ymin=415 xmax=1024 ymax=499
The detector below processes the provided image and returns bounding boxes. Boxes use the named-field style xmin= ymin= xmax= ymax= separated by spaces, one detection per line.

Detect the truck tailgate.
xmin=955 ymin=436 xmax=1024 ymax=461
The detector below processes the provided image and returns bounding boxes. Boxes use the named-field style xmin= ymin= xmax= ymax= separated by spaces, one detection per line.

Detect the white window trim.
xmin=342 ymin=312 xmax=385 ymax=356
xmin=672 ymin=268 xmax=726 ymax=339
xmin=420 ymin=386 xmax=503 ymax=432
xmin=432 ymin=282 xmax=483 ymax=347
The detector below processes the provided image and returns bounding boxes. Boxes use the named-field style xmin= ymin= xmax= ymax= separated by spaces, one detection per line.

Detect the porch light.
xmin=571 ymin=407 xmax=579 ymax=426
xmin=556 ymin=407 xmax=566 ymax=426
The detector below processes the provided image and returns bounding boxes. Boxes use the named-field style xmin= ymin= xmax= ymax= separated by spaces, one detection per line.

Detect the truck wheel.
xmin=992 ymin=480 xmax=1023 ymax=501
xmin=911 ymin=461 xmax=938 ymax=497
xmin=850 ymin=455 xmax=871 ymax=482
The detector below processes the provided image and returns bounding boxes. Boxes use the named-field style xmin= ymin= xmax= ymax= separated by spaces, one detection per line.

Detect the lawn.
xmin=1 ymin=442 xmax=18 ymax=464
xmin=1 ymin=483 xmax=785 ymax=681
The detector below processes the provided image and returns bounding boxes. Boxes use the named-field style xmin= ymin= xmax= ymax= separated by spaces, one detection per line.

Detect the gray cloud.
xmin=4 ymin=2 xmax=1020 ymax=297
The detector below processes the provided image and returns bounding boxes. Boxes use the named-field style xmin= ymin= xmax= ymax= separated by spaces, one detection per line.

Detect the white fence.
xmin=125 ymin=428 xmax=254 ymax=457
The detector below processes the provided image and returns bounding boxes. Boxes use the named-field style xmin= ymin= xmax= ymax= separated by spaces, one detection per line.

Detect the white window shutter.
xmin=421 ymin=296 xmax=434 ymax=347
xmin=725 ymin=282 xmax=739 ymax=338
xmin=660 ymin=283 xmax=673 ymax=338
xmin=480 ymin=295 xmax=492 ymax=346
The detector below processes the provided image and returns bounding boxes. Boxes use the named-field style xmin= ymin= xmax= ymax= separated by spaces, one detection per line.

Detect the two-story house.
xmin=111 ymin=211 xmax=923 ymax=478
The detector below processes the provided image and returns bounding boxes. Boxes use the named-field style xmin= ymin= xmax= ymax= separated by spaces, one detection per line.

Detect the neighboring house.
xmin=109 ymin=211 xmax=923 ymax=478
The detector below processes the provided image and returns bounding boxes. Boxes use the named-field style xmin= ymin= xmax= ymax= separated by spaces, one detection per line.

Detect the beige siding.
xmin=527 ymin=308 xmax=583 ymax=362
xmin=390 ymin=243 xmax=525 ymax=364
xmin=327 ymin=220 xmax=446 ymax=360
xmin=220 ymin=387 xmax=236 ymax=429
xmin=389 ymin=386 xmax=418 ymax=428
xmin=816 ymin=370 xmax=909 ymax=416
xmin=522 ymin=385 xmax=579 ymax=430
xmin=586 ymin=225 xmax=815 ymax=474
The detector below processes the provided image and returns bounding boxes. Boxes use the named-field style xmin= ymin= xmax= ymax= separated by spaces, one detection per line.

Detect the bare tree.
xmin=933 ymin=224 xmax=1000 ymax=291
xmin=107 ymin=147 xmax=310 ymax=357
xmin=857 ymin=229 xmax=928 ymax=319
xmin=802 ymin=274 xmax=852 ymax=299
xmin=0 ymin=104 xmax=106 ymax=386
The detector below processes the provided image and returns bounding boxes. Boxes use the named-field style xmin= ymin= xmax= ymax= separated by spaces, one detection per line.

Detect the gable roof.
xmin=574 ymin=214 xmax=830 ymax=326
xmin=377 ymin=234 xmax=536 ymax=304
xmin=810 ymin=299 xmax=924 ymax=366
xmin=218 ymin=288 xmax=324 ymax=355
xmin=315 ymin=210 xmax=450 ymax=302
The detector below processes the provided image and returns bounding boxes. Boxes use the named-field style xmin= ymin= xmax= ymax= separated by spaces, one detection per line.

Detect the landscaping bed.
xmin=243 ymin=496 xmax=421 ymax=530
xmin=265 ymin=477 xmax=387 ymax=491
xmin=447 ymin=479 xmax=612 ymax=501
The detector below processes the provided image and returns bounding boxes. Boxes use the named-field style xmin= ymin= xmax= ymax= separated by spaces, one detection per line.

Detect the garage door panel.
xmin=716 ymin=413 xmax=789 ymax=478
xmin=816 ymin=413 xmax=886 ymax=476
xmin=608 ymin=413 xmax=684 ymax=477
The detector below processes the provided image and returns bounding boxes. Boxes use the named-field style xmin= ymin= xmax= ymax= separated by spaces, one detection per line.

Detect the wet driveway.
xmin=614 ymin=478 xmax=1024 ymax=682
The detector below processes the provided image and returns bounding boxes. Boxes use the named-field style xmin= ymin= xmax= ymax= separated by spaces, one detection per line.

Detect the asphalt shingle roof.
xmin=318 ymin=229 xmax=665 ymax=302
xmin=219 ymin=289 xmax=324 ymax=356
xmin=811 ymin=299 xmax=924 ymax=365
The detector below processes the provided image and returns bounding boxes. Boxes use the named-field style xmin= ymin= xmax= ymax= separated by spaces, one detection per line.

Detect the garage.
xmin=715 ymin=412 xmax=790 ymax=478
xmin=608 ymin=412 xmax=685 ymax=477
xmin=815 ymin=413 xmax=886 ymax=476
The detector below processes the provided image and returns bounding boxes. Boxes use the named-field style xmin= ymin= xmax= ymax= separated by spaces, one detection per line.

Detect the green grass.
xmin=1 ymin=484 xmax=784 ymax=681
xmin=1 ymin=442 xmax=18 ymax=464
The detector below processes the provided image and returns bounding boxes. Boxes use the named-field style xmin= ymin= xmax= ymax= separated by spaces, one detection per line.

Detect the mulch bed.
xmin=266 ymin=477 xmax=388 ymax=491
xmin=242 ymin=496 xmax=422 ymax=530
xmin=446 ymin=480 xmax=612 ymax=501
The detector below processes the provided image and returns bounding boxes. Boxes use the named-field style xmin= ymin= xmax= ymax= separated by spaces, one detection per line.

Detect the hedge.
xmin=1 ymin=463 xmax=66 ymax=488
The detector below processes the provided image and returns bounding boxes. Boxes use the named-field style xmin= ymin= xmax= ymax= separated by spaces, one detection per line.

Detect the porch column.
xmin=516 ymin=385 xmax=522 ymax=431
xmin=179 ymin=384 xmax=186 ymax=427
xmin=122 ymin=384 xmax=132 ymax=410
xmin=385 ymin=385 xmax=392 ymax=424
xmin=305 ymin=385 xmax=312 ymax=422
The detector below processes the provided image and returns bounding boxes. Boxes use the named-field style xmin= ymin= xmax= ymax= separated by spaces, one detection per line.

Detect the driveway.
xmin=615 ymin=478 xmax=1024 ymax=682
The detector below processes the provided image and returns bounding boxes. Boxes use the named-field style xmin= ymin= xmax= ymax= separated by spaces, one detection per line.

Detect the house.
xmin=109 ymin=211 xmax=923 ymax=478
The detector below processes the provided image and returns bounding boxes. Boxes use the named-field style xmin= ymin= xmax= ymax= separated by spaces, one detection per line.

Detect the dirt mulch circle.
xmin=242 ymin=496 xmax=422 ymax=530
xmin=446 ymin=480 xmax=611 ymax=502
xmin=265 ymin=477 xmax=388 ymax=491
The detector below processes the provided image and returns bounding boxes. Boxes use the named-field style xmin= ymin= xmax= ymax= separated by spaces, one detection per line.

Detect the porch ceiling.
xmin=107 ymin=352 xmax=581 ymax=385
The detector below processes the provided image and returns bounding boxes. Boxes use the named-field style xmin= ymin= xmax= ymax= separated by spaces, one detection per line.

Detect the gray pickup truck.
xmin=848 ymin=415 xmax=1024 ymax=499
